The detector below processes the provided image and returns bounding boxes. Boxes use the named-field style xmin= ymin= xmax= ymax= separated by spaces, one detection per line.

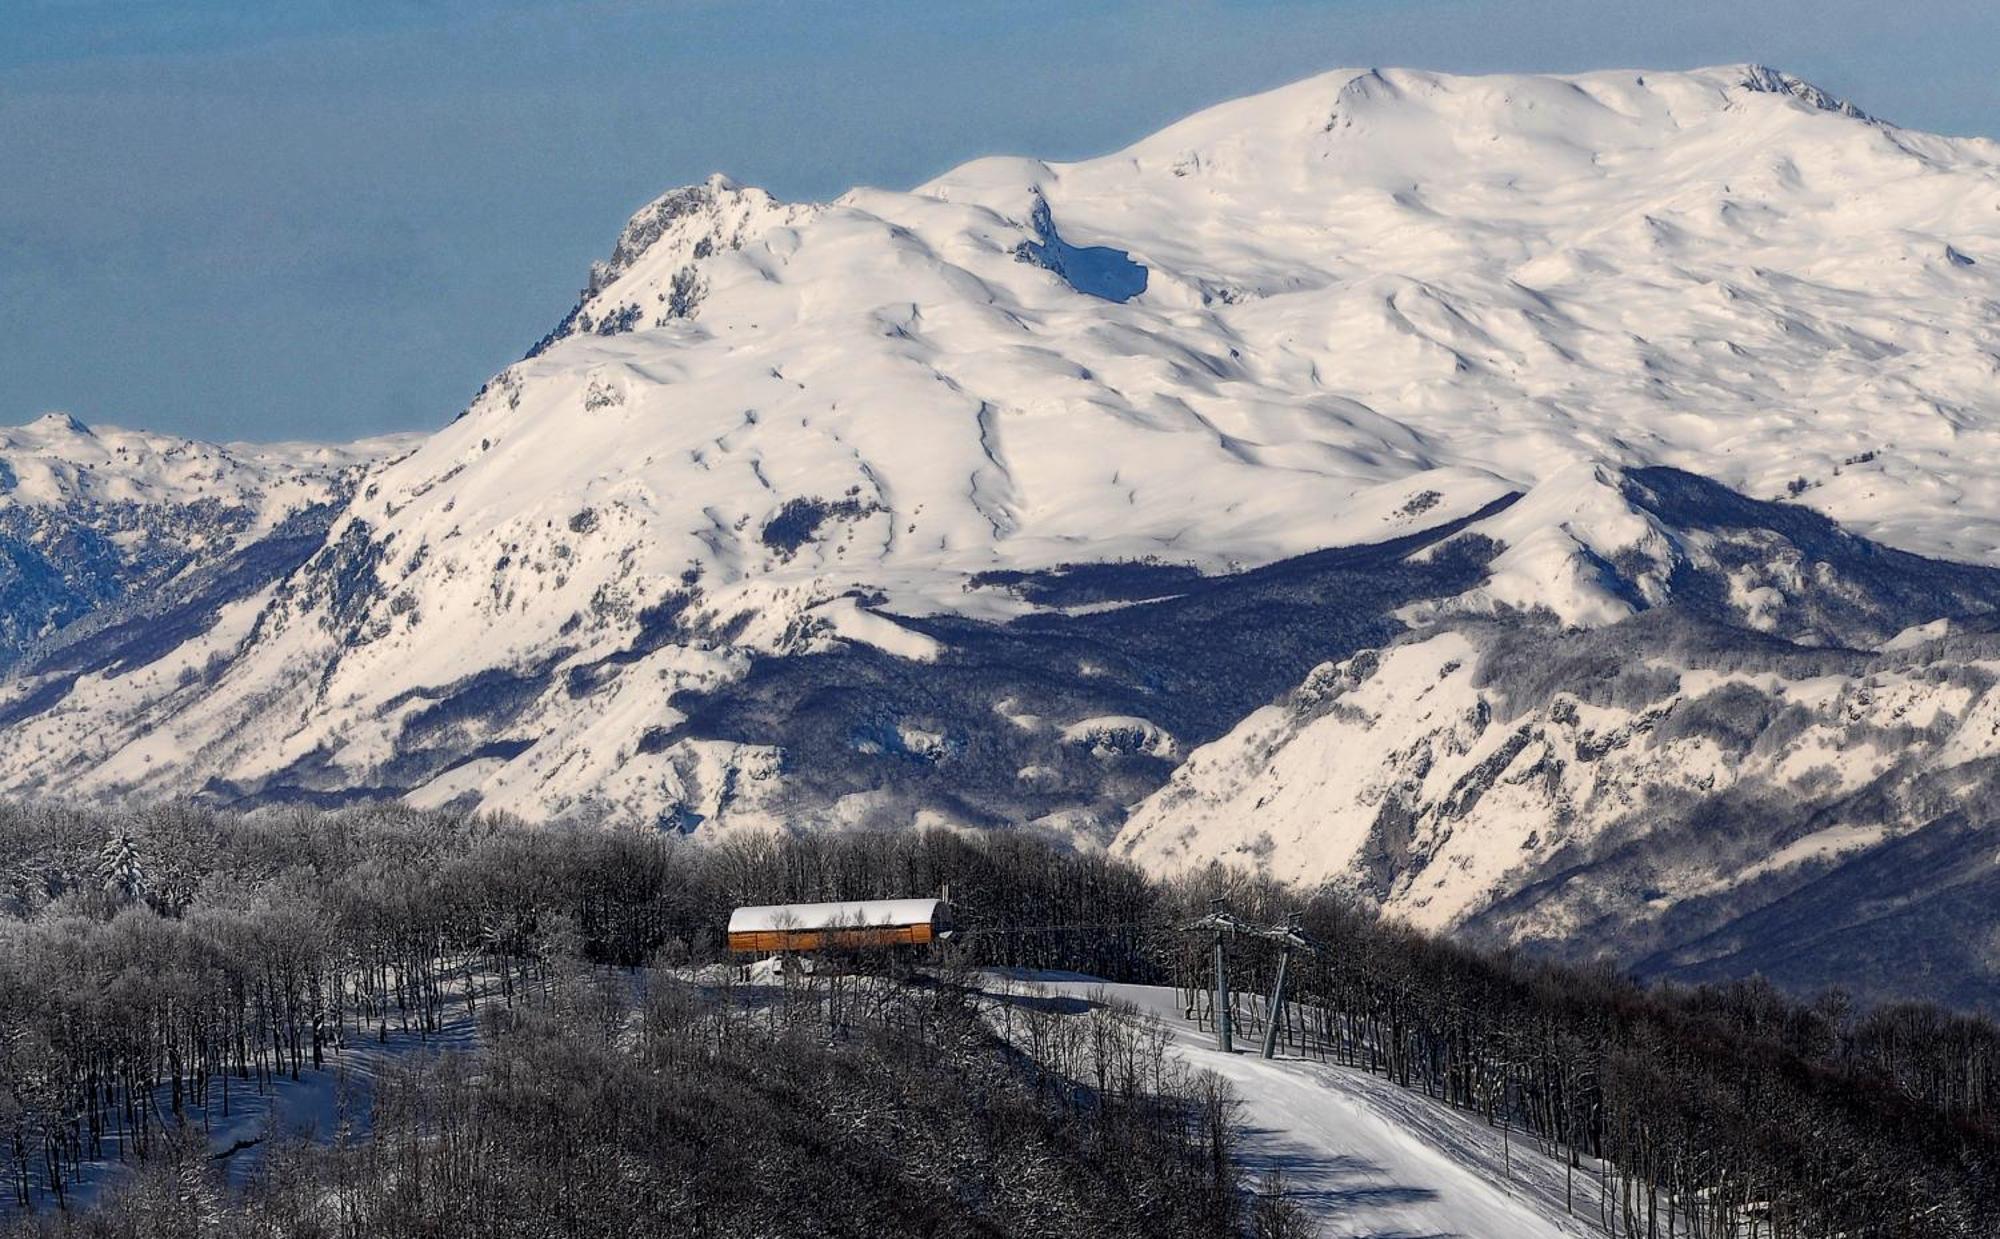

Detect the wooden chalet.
xmin=726 ymin=897 xmax=950 ymax=954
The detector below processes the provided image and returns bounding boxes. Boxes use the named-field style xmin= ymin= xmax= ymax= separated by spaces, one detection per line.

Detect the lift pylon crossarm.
xmin=1180 ymin=911 xmax=1254 ymax=936
xmin=1181 ymin=917 xmax=1323 ymax=955
xmin=1250 ymin=923 xmax=1322 ymax=954
xmin=1180 ymin=901 xmax=1248 ymax=1054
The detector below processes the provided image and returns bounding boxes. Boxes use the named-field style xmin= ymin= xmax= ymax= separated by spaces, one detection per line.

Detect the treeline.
xmin=1183 ymin=879 xmax=2000 ymax=1237
xmin=5 ymin=800 xmax=2000 ymax=1236
xmin=0 ymin=802 xmax=1169 ymax=1215
xmin=8 ymin=954 xmax=1261 ymax=1238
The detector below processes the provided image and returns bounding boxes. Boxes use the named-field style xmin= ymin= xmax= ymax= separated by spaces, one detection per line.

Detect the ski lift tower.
xmin=1180 ymin=902 xmax=1322 ymax=1058
xmin=1251 ymin=912 xmax=1320 ymax=1060
xmin=1183 ymin=899 xmax=1246 ymax=1053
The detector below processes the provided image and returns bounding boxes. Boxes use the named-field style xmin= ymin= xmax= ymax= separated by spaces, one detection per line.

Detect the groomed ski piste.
xmin=62 ymin=967 xmax=1585 ymax=1235
xmin=995 ymin=973 xmax=1586 ymax=1238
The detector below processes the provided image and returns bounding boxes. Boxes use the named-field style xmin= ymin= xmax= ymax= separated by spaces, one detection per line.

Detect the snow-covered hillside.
xmin=9 ymin=64 xmax=2000 ymax=1002
xmin=1017 ymin=975 xmax=1587 ymax=1238
xmin=0 ymin=414 xmax=408 ymax=675
xmin=1115 ymin=466 xmax=2000 ymax=922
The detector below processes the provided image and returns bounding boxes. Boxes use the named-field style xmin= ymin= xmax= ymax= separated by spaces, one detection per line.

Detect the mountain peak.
xmin=11 ymin=61 xmax=2000 ymax=845
xmin=587 ymin=172 xmax=759 ymax=296
xmin=26 ymin=411 xmax=93 ymax=438
xmin=1732 ymin=63 xmax=1872 ymax=120
xmin=15 ymin=59 xmax=2000 ymax=1031
xmin=521 ymin=173 xmax=807 ymax=360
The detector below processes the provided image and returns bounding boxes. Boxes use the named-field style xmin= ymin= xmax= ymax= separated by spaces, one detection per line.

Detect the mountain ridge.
xmin=9 ymin=63 xmax=2000 ymax=1005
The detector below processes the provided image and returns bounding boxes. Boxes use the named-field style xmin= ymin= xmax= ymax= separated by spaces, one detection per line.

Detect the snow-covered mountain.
xmin=0 ymin=414 xmax=408 ymax=677
xmin=10 ymin=64 xmax=2000 ymax=1003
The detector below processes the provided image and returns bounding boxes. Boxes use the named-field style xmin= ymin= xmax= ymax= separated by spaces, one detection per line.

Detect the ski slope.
xmin=1002 ymin=974 xmax=1588 ymax=1237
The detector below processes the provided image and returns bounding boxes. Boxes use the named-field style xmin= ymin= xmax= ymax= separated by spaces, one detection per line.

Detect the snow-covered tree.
xmin=97 ymin=832 xmax=148 ymax=905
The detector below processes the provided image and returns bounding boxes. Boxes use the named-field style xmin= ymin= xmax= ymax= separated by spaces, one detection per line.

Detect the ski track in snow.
xmin=60 ymin=1004 xmax=482 ymax=1210
xmin=1006 ymin=975 xmax=1588 ymax=1238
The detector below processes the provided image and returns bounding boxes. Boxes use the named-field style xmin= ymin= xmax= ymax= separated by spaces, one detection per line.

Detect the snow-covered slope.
xmin=1011 ymin=975 xmax=1585 ymax=1237
xmin=1113 ymin=467 xmax=2000 ymax=1008
xmin=0 ymin=413 xmax=408 ymax=674
xmin=1118 ymin=610 xmax=2000 ymax=917
xmin=9 ymin=65 xmax=2000 ymax=1000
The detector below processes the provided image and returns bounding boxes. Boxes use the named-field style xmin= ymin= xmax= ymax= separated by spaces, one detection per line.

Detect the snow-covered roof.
xmin=727 ymin=898 xmax=943 ymax=934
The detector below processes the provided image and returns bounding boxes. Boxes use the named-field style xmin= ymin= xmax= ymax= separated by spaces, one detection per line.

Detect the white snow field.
xmin=9 ymin=66 xmax=2000 ymax=1003
xmin=0 ymin=412 xmax=412 ymax=522
xmin=995 ymin=974 xmax=1587 ymax=1238
xmin=10 ymin=63 xmax=2000 ymax=811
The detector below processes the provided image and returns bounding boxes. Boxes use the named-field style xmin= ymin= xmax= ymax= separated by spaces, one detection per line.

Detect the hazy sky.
xmin=6 ymin=0 xmax=1996 ymax=442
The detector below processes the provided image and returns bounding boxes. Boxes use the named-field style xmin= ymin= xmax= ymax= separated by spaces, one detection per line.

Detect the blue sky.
xmin=5 ymin=0 xmax=1996 ymax=442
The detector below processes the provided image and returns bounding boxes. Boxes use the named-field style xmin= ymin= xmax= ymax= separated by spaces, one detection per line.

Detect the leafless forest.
xmin=1 ymin=803 xmax=1995 ymax=1236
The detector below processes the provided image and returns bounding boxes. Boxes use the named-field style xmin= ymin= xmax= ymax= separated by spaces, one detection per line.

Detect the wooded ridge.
xmin=1 ymin=802 xmax=1995 ymax=1236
